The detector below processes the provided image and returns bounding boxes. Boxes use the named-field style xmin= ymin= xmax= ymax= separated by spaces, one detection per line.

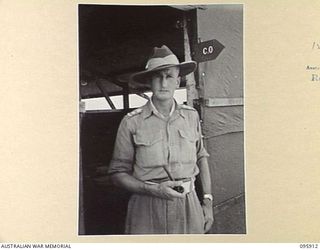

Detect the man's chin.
xmin=154 ymin=93 xmax=173 ymax=101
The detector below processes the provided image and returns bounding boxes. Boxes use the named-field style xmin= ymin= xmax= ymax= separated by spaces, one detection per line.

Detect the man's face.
xmin=150 ymin=67 xmax=180 ymax=102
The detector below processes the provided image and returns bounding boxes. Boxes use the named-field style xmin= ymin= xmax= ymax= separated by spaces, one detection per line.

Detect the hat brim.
xmin=129 ymin=61 xmax=197 ymax=89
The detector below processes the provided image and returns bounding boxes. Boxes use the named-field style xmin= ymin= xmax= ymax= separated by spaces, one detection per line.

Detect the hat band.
xmin=145 ymin=54 xmax=179 ymax=70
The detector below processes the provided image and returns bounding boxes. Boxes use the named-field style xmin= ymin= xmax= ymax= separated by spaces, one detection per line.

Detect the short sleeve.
xmin=195 ymin=112 xmax=210 ymax=161
xmin=108 ymin=117 xmax=135 ymax=175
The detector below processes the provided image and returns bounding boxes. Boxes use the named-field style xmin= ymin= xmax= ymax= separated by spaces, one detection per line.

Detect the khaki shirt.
xmin=108 ymin=100 xmax=209 ymax=181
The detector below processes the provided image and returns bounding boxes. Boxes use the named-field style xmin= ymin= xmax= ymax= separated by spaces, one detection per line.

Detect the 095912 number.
xmin=300 ymin=244 xmax=319 ymax=248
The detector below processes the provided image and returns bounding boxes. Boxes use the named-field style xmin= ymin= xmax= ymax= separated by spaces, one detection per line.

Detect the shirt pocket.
xmin=177 ymin=129 xmax=198 ymax=163
xmin=133 ymin=131 xmax=164 ymax=167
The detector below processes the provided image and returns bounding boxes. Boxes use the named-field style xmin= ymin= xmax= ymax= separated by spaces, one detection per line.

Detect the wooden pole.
xmin=183 ymin=12 xmax=199 ymax=107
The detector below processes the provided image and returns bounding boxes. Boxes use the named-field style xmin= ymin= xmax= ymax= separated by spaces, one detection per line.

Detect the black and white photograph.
xmin=2 ymin=0 xmax=320 ymax=245
xmin=78 ymin=4 xmax=244 ymax=235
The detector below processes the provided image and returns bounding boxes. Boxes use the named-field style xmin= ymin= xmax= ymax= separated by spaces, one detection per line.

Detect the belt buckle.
xmin=179 ymin=180 xmax=192 ymax=195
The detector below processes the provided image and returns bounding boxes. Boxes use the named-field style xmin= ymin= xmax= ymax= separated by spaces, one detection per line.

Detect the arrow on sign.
xmin=194 ymin=39 xmax=225 ymax=63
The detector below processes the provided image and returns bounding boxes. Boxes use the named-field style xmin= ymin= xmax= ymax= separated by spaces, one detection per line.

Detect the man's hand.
xmin=147 ymin=181 xmax=186 ymax=200
xmin=202 ymin=200 xmax=214 ymax=233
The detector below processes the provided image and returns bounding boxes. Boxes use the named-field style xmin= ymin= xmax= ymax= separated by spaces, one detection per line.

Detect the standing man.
xmin=108 ymin=45 xmax=213 ymax=234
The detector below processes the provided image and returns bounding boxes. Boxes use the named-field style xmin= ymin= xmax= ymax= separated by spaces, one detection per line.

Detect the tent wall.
xmin=205 ymin=132 xmax=244 ymax=204
xmin=195 ymin=5 xmax=245 ymax=232
xmin=197 ymin=5 xmax=243 ymax=99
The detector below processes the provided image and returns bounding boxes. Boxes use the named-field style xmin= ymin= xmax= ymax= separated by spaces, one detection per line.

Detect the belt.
xmin=145 ymin=177 xmax=195 ymax=195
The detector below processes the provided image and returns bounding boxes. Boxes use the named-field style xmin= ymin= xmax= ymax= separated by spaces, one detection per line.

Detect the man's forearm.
xmin=198 ymin=157 xmax=212 ymax=195
xmin=111 ymin=172 xmax=150 ymax=194
xmin=197 ymin=157 xmax=214 ymax=232
xmin=110 ymin=172 xmax=185 ymax=200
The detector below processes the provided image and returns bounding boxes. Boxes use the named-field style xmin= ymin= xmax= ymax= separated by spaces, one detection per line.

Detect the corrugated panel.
xmin=205 ymin=97 xmax=243 ymax=107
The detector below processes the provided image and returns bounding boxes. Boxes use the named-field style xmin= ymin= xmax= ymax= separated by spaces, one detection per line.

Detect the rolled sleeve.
xmin=108 ymin=117 xmax=135 ymax=175
xmin=195 ymin=113 xmax=210 ymax=161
